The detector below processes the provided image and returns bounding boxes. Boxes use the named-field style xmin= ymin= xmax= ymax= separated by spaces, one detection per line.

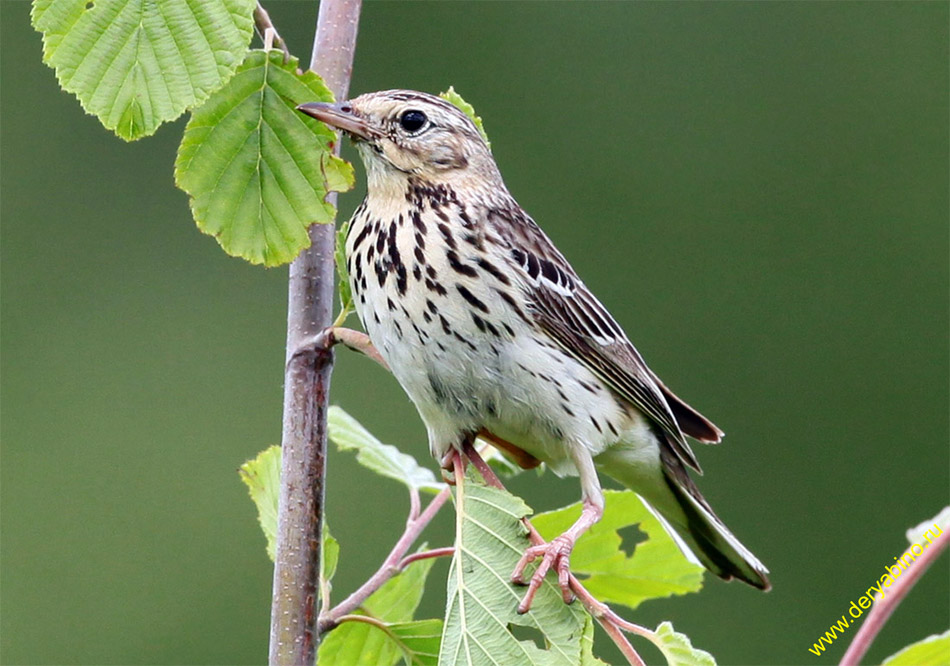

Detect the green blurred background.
xmin=2 ymin=1 xmax=947 ymax=664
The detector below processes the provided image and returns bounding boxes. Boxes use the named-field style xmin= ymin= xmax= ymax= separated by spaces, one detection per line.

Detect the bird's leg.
xmin=511 ymin=448 xmax=604 ymax=614
xmin=460 ymin=437 xmax=504 ymax=488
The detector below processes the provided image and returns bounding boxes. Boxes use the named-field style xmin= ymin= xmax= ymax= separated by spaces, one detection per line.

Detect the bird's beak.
xmin=297 ymin=101 xmax=378 ymax=140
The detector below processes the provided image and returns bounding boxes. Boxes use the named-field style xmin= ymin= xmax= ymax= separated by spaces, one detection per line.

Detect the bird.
xmin=298 ymin=90 xmax=770 ymax=612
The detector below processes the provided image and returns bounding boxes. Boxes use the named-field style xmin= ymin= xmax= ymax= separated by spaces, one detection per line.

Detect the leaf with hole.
xmin=175 ymin=50 xmax=354 ymax=266
xmin=32 ymin=0 xmax=255 ymax=140
xmin=532 ymin=490 xmax=704 ymax=611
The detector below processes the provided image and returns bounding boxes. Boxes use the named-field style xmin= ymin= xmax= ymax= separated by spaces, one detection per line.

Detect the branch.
xmin=335 ymin=613 xmax=389 ymax=630
xmin=840 ymin=528 xmax=949 ymax=666
xmin=399 ymin=547 xmax=456 ymax=570
xmin=291 ymin=326 xmax=389 ymax=372
xmin=308 ymin=0 xmax=361 ymax=100
xmin=319 ymin=486 xmax=453 ymax=633
xmin=568 ymin=575 xmax=648 ymax=666
xmin=269 ymin=0 xmax=362 ymax=664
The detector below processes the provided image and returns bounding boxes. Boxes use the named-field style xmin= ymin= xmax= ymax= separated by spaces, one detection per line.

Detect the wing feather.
xmin=493 ymin=206 xmax=720 ymax=472
xmin=533 ymin=293 xmax=702 ymax=472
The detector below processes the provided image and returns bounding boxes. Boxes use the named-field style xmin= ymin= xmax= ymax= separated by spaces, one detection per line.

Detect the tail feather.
xmin=660 ymin=468 xmax=771 ymax=590
xmin=596 ymin=443 xmax=770 ymax=591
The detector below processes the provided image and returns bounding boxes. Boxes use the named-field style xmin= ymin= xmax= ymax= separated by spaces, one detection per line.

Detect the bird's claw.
xmin=511 ymin=534 xmax=576 ymax=613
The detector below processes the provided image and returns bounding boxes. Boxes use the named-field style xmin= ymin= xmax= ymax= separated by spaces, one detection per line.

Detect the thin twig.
xmin=328 ymin=327 xmax=390 ymax=370
xmin=335 ymin=613 xmax=389 ymax=630
xmin=319 ymin=574 xmax=333 ymax=620
xmin=408 ymin=485 xmax=421 ymax=522
xmin=840 ymin=529 xmax=949 ymax=666
xmin=568 ymin=574 xmax=649 ymax=666
xmin=253 ymin=3 xmax=291 ymax=62
xmin=399 ymin=547 xmax=456 ymax=570
xmin=319 ymin=485 xmax=452 ymax=633
xmin=290 ymin=327 xmax=390 ymax=372
xmin=269 ymin=0 xmax=362 ymax=663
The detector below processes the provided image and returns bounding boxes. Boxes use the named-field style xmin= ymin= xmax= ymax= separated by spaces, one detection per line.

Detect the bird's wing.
xmin=647 ymin=369 xmax=724 ymax=443
xmin=497 ymin=210 xmax=721 ymax=472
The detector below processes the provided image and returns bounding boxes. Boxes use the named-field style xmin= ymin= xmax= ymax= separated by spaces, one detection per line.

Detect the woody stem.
xmin=839 ymin=529 xmax=949 ymax=666
xmin=269 ymin=1 xmax=362 ymax=663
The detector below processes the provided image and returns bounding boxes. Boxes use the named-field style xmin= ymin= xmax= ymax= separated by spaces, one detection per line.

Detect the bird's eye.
xmin=399 ymin=110 xmax=428 ymax=133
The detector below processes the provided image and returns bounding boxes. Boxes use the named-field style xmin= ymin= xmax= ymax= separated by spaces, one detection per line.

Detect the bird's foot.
xmin=510 ymin=497 xmax=602 ymax=613
xmin=511 ymin=533 xmax=577 ymax=613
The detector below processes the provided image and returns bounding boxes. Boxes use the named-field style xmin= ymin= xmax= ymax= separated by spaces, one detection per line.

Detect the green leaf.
xmin=320 ymin=618 xmax=444 ymax=666
xmin=906 ymin=506 xmax=950 ymax=543
xmin=175 ymin=49 xmax=355 ymax=266
xmin=532 ymin=490 xmax=704 ymax=611
xmin=318 ymin=556 xmax=439 ymax=666
xmin=651 ymin=621 xmax=716 ymax=666
xmin=32 ymin=0 xmax=255 ymax=140
xmin=239 ymin=445 xmax=339 ymax=577
xmin=579 ymin=616 xmax=609 ymax=666
xmin=388 ymin=619 xmax=443 ymax=666
xmin=883 ymin=630 xmax=950 ymax=666
xmin=365 ymin=549 xmax=437 ymax=622
xmin=440 ymin=471 xmax=589 ymax=666
xmin=439 ymin=87 xmax=491 ymax=150
xmin=322 ymin=521 xmax=340 ymax=584
xmin=319 ymin=619 xmax=404 ymax=666
xmin=335 ymin=219 xmax=354 ymax=321
xmin=328 ymin=406 xmax=445 ymax=494
xmin=238 ymin=444 xmax=281 ymax=561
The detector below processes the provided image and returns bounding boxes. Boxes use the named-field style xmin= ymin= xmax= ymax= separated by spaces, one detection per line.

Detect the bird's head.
xmin=298 ymin=90 xmax=499 ymax=194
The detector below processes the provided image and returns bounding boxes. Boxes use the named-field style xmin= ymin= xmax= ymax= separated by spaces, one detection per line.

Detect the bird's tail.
xmin=596 ymin=447 xmax=771 ymax=590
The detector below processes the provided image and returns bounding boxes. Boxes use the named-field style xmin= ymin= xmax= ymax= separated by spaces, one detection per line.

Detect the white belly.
xmin=346 ymin=205 xmax=636 ymax=475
